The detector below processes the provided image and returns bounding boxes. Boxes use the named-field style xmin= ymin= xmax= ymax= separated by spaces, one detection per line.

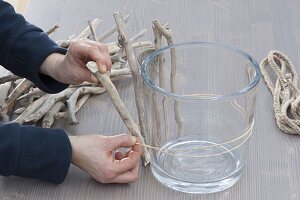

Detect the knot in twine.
xmin=117 ymin=34 xmax=127 ymax=48
xmin=260 ymin=51 xmax=300 ymax=135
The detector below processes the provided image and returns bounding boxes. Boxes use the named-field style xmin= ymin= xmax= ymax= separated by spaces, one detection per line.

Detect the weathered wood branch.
xmin=13 ymin=94 xmax=50 ymax=124
xmin=25 ymin=88 xmax=77 ymax=123
xmin=0 ymin=82 xmax=12 ymax=122
xmin=17 ymin=87 xmax=45 ymax=102
xmin=0 ymin=74 xmax=21 ymax=84
xmin=46 ymin=24 xmax=60 ymax=35
xmin=6 ymin=79 xmax=34 ymax=117
xmin=94 ymin=71 xmax=150 ymax=165
xmin=88 ymin=20 xmax=97 ymax=41
xmin=153 ymin=19 xmax=184 ymax=136
xmin=97 ymin=15 xmax=129 ymax=42
xmin=114 ymin=12 xmax=148 ymax=147
xmin=55 ymin=93 xmax=91 ymax=120
xmin=42 ymin=101 xmax=65 ymax=128
xmin=66 ymin=86 xmax=106 ymax=124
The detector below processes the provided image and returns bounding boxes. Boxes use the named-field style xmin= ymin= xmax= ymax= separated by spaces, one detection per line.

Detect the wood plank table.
xmin=1 ymin=0 xmax=300 ymax=199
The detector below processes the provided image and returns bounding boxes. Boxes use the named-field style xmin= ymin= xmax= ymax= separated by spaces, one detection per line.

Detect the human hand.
xmin=68 ymin=134 xmax=142 ymax=183
xmin=40 ymin=39 xmax=112 ymax=85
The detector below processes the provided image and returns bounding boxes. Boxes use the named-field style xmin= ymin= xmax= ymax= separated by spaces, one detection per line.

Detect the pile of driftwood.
xmin=0 ymin=12 xmax=179 ymax=165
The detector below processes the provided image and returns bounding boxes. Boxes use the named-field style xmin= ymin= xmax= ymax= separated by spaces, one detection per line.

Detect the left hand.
xmin=69 ymin=134 xmax=142 ymax=183
xmin=40 ymin=39 xmax=112 ymax=85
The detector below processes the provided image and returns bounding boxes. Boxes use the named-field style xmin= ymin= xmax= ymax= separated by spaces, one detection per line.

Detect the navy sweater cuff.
xmin=8 ymin=31 xmax=69 ymax=93
xmin=0 ymin=123 xmax=72 ymax=183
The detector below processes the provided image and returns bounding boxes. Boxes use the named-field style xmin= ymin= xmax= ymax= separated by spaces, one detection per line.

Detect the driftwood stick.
xmin=149 ymin=25 xmax=165 ymax=145
xmin=66 ymin=86 xmax=106 ymax=124
xmin=25 ymin=88 xmax=77 ymax=123
xmin=110 ymin=68 xmax=131 ymax=77
xmin=114 ymin=12 xmax=148 ymax=144
xmin=57 ymin=18 xmax=102 ymax=48
xmin=94 ymin=71 xmax=150 ymax=165
xmin=14 ymin=107 xmax=27 ymax=115
xmin=17 ymin=88 xmax=46 ymax=107
xmin=0 ymin=74 xmax=21 ymax=85
xmin=76 ymin=18 xmax=102 ymax=40
xmin=87 ymin=62 xmax=131 ymax=77
xmin=55 ymin=93 xmax=91 ymax=120
xmin=17 ymin=87 xmax=45 ymax=101
xmin=111 ymin=61 xmax=122 ymax=70
xmin=88 ymin=20 xmax=97 ymax=41
xmin=46 ymin=24 xmax=60 ymax=35
xmin=6 ymin=79 xmax=34 ymax=117
xmin=54 ymin=112 xmax=68 ymax=120
xmin=153 ymin=20 xmax=184 ymax=136
xmin=129 ymin=29 xmax=147 ymax=43
xmin=108 ymin=41 xmax=152 ymax=54
xmin=42 ymin=101 xmax=65 ymax=128
xmin=105 ymin=29 xmax=147 ymax=47
xmin=110 ymin=74 xmax=132 ymax=82
xmin=97 ymin=15 xmax=129 ymax=42
xmin=13 ymin=94 xmax=50 ymax=124
xmin=111 ymin=48 xmax=126 ymax=63
xmin=0 ymin=82 xmax=12 ymax=122
xmin=74 ymin=93 xmax=91 ymax=113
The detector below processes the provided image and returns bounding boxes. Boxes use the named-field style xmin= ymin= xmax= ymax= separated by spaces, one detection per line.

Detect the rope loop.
xmin=260 ymin=51 xmax=300 ymax=135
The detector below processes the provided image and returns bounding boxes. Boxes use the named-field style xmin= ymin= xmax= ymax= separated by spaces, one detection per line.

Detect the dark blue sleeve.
xmin=0 ymin=1 xmax=72 ymax=183
xmin=0 ymin=0 xmax=68 ymax=93
xmin=0 ymin=123 xmax=72 ymax=183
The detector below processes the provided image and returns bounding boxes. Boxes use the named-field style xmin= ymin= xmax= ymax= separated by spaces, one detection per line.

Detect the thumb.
xmin=107 ymin=134 xmax=137 ymax=151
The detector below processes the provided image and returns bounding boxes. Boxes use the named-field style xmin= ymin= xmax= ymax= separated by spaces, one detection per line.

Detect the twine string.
xmin=260 ymin=51 xmax=300 ymax=135
xmin=136 ymin=96 xmax=253 ymax=158
xmin=136 ymin=123 xmax=252 ymax=158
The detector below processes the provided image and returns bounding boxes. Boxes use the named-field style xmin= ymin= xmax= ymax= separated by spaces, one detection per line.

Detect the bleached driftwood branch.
xmin=153 ymin=19 xmax=184 ymax=136
xmin=93 ymin=71 xmax=150 ymax=165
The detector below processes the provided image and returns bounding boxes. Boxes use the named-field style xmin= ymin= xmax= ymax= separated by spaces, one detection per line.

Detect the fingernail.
xmin=91 ymin=74 xmax=98 ymax=82
xmin=131 ymin=136 xmax=137 ymax=144
xmin=99 ymin=65 xmax=107 ymax=73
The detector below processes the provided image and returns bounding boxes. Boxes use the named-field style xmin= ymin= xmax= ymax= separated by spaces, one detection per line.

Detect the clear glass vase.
xmin=141 ymin=42 xmax=260 ymax=194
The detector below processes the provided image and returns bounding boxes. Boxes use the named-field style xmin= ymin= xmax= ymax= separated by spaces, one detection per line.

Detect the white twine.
xmin=137 ymin=93 xmax=253 ymax=158
xmin=137 ymin=122 xmax=252 ymax=158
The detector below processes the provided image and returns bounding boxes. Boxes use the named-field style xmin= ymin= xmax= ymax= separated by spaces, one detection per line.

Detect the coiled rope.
xmin=260 ymin=51 xmax=300 ymax=135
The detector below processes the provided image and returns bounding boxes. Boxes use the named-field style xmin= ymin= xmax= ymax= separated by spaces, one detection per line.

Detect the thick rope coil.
xmin=260 ymin=51 xmax=300 ymax=135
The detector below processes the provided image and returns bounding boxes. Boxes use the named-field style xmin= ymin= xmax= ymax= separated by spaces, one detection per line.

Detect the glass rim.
xmin=141 ymin=41 xmax=260 ymax=101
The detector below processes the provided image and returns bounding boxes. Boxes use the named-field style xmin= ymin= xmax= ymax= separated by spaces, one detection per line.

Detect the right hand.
xmin=40 ymin=39 xmax=112 ymax=85
xmin=68 ymin=134 xmax=142 ymax=183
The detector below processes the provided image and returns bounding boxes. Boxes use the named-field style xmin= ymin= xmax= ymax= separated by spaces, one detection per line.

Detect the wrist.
xmin=68 ymin=136 xmax=79 ymax=165
xmin=40 ymin=53 xmax=65 ymax=80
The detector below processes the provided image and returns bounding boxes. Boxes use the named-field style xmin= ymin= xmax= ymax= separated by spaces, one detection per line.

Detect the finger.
xmin=106 ymin=134 xmax=136 ymax=151
xmin=112 ymin=150 xmax=141 ymax=175
xmin=114 ymin=150 xmax=124 ymax=160
xmin=81 ymin=67 xmax=98 ymax=83
xmin=82 ymin=40 xmax=112 ymax=71
xmin=97 ymin=45 xmax=112 ymax=71
xmin=71 ymin=41 xmax=108 ymax=73
xmin=110 ymin=162 xmax=140 ymax=183
xmin=132 ymin=138 xmax=142 ymax=156
xmin=124 ymin=150 xmax=131 ymax=158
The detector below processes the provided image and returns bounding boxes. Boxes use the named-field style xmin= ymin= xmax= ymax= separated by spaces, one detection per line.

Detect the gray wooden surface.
xmin=1 ymin=0 xmax=300 ymax=199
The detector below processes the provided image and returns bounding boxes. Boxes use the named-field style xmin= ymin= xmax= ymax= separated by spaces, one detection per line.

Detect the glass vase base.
xmin=150 ymin=139 xmax=245 ymax=194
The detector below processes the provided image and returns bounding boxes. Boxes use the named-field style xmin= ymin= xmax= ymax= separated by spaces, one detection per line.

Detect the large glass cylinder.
xmin=141 ymin=42 xmax=260 ymax=194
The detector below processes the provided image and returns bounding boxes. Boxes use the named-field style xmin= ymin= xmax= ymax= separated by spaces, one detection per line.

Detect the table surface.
xmin=1 ymin=0 xmax=300 ymax=199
